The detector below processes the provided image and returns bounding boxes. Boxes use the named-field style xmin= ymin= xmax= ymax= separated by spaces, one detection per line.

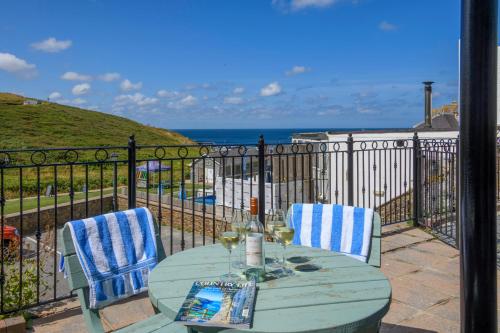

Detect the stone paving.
xmin=29 ymin=224 xmax=500 ymax=333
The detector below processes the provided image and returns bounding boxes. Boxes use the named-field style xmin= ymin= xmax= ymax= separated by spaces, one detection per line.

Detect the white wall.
xmin=214 ymin=176 xmax=305 ymax=211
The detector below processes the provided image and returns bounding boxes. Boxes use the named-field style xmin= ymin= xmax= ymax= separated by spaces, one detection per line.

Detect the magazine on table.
xmin=174 ymin=280 xmax=256 ymax=329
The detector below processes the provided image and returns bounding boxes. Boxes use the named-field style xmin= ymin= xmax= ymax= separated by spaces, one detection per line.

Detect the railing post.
xmin=258 ymin=135 xmax=265 ymax=225
xmin=412 ymin=132 xmax=421 ymax=226
xmin=459 ymin=0 xmax=497 ymax=330
xmin=128 ymin=135 xmax=136 ymax=208
xmin=347 ymin=133 xmax=354 ymax=206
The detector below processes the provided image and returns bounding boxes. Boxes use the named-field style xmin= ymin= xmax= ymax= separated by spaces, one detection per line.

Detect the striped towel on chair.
xmin=288 ymin=204 xmax=374 ymax=262
xmin=61 ymin=207 xmax=158 ymax=309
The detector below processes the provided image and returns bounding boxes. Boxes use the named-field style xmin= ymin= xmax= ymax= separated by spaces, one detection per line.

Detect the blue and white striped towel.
xmin=288 ymin=204 xmax=374 ymax=262
xmin=60 ymin=207 xmax=158 ymax=309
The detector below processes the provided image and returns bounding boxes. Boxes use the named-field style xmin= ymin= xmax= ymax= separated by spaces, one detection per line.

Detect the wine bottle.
xmin=245 ymin=197 xmax=266 ymax=282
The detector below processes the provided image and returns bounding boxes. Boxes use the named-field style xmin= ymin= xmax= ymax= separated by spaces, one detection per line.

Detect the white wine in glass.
xmin=220 ymin=231 xmax=240 ymax=250
xmin=275 ymin=227 xmax=294 ymax=246
xmin=275 ymin=226 xmax=295 ymax=276
xmin=219 ymin=231 xmax=241 ymax=281
xmin=231 ymin=210 xmax=248 ymax=270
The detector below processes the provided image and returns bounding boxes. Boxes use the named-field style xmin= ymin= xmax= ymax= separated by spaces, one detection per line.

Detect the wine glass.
xmin=219 ymin=230 xmax=241 ymax=281
xmin=231 ymin=209 xmax=247 ymax=269
xmin=265 ymin=209 xmax=286 ymax=267
xmin=274 ymin=224 xmax=295 ymax=276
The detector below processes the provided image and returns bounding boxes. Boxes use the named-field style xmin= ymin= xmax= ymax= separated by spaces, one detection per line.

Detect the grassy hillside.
xmin=0 ymin=92 xmax=192 ymax=148
xmin=0 ymin=93 xmax=197 ymax=199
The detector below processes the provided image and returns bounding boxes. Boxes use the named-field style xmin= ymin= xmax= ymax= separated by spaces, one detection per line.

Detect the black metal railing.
xmin=0 ymin=132 xmax=477 ymax=313
xmin=416 ymin=138 xmax=459 ymax=245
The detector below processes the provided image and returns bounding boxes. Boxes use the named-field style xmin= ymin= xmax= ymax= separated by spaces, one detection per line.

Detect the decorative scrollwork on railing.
xmin=64 ymin=150 xmax=79 ymax=164
xmin=0 ymin=146 xmax=131 ymax=167
xmin=176 ymin=147 xmax=188 ymax=159
xmin=154 ymin=147 xmax=167 ymax=159
xmin=30 ymin=150 xmax=47 ymax=165
xmin=237 ymin=145 xmax=247 ymax=156
xmin=0 ymin=152 xmax=11 ymax=167
xmin=199 ymin=145 xmax=210 ymax=158
xmin=95 ymin=148 xmax=109 ymax=162
xmin=275 ymin=144 xmax=284 ymax=155
xmin=218 ymin=146 xmax=229 ymax=157
xmin=333 ymin=142 xmax=341 ymax=152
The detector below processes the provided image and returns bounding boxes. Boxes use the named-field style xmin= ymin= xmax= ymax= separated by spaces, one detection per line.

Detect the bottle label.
xmin=246 ymin=233 xmax=263 ymax=266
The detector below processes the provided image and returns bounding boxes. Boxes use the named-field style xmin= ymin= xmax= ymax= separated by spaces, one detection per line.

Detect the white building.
xmin=292 ymin=113 xmax=458 ymax=214
xmin=23 ymin=99 xmax=40 ymax=105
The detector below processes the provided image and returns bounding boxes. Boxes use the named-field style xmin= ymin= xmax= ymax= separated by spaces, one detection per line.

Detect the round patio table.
xmin=148 ymin=243 xmax=391 ymax=333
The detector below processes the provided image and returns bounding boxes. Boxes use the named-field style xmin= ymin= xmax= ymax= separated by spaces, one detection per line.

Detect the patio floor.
xmin=29 ymin=224 xmax=500 ymax=333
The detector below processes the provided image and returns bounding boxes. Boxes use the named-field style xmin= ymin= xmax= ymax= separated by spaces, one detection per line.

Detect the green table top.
xmin=148 ymin=243 xmax=391 ymax=333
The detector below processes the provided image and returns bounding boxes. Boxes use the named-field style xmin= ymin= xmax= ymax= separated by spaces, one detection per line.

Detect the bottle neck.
xmin=246 ymin=212 xmax=262 ymax=232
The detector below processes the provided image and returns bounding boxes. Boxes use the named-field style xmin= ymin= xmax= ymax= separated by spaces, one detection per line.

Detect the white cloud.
xmin=168 ymin=95 xmax=198 ymax=109
xmin=286 ymin=65 xmax=310 ymax=76
xmin=179 ymin=95 xmax=197 ymax=107
xmin=72 ymin=83 xmax=91 ymax=95
xmin=31 ymin=37 xmax=72 ymax=53
xmin=290 ymin=0 xmax=337 ymax=10
xmin=72 ymin=98 xmax=87 ymax=105
xmin=61 ymin=71 xmax=92 ymax=81
xmin=357 ymin=107 xmax=378 ymax=114
xmin=233 ymin=87 xmax=245 ymax=94
xmin=157 ymin=89 xmax=180 ymax=98
xmin=120 ymin=79 xmax=142 ymax=91
xmin=98 ymin=72 xmax=121 ymax=82
xmin=379 ymin=21 xmax=397 ymax=31
xmin=48 ymin=91 xmax=62 ymax=100
xmin=224 ymin=96 xmax=244 ymax=105
xmin=114 ymin=93 xmax=159 ymax=107
xmin=317 ymin=107 xmax=342 ymax=116
xmin=260 ymin=82 xmax=282 ymax=97
xmin=0 ymin=53 xmax=37 ymax=77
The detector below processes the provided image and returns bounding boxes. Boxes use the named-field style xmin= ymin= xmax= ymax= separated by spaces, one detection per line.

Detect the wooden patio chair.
xmin=60 ymin=213 xmax=187 ymax=333
xmin=287 ymin=204 xmax=381 ymax=267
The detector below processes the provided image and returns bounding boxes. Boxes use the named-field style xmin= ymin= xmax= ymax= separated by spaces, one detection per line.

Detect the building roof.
xmin=413 ymin=113 xmax=459 ymax=131
xmin=292 ymin=113 xmax=459 ymax=141
xmin=292 ymin=132 xmax=329 ymax=141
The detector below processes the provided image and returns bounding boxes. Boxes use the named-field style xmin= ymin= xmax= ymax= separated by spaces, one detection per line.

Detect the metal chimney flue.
xmin=423 ymin=81 xmax=434 ymax=128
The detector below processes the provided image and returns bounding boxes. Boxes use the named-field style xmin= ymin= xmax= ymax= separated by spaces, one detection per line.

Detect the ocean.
xmin=176 ymin=128 xmax=375 ymax=145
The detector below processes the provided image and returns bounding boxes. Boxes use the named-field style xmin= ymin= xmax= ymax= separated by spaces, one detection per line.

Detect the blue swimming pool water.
xmin=194 ymin=195 xmax=215 ymax=205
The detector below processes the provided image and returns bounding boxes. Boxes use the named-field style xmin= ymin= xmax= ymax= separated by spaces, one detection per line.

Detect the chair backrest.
xmin=287 ymin=204 xmax=381 ymax=268
xmin=367 ymin=212 xmax=381 ymax=268
xmin=60 ymin=214 xmax=166 ymax=333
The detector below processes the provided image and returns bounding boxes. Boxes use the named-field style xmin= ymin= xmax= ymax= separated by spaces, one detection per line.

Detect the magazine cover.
xmin=174 ymin=280 xmax=256 ymax=329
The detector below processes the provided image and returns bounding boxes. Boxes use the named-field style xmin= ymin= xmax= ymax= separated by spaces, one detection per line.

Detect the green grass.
xmin=0 ymin=93 xmax=193 ymax=149
xmin=3 ymin=188 xmax=114 ymax=215
xmin=0 ymin=92 xmax=200 ymax=199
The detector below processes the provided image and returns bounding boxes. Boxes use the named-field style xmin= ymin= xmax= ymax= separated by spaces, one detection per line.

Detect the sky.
xmin=0 ymin=0 xmax=463 ymax=129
